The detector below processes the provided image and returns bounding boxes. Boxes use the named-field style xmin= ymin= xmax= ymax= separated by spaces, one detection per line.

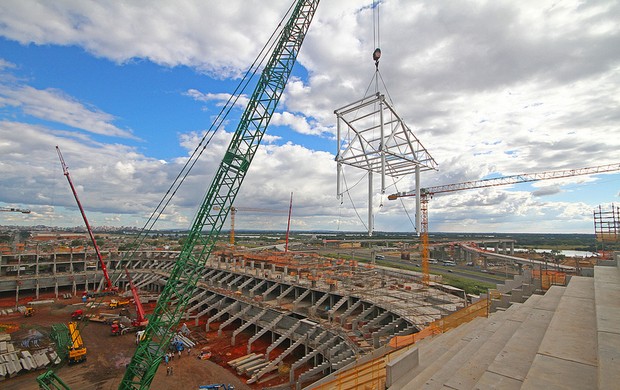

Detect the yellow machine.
xmin=24 ymin=307 xmax=34 ymax=317
xmin=67 ymin=321 xmax=87 ymax=364
xmin=109 ymin=299 xmax=130 ymax=309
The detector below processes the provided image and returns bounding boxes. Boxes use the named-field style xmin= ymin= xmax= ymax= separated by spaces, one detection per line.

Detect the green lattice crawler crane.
xmin=37 ymin=370 xmax=71 ymax=390
xmin=120 ymin=1 xmax=321 ymax=389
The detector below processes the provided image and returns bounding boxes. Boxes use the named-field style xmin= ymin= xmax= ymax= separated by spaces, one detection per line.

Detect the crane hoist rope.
xmin=113 ymin=1 xmax=298 ymax=275
xmin=119 ymin=1 xmax=321 ymax=388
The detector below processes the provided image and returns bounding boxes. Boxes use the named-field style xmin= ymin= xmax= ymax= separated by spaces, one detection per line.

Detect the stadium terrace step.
xmin=423 ymin=302 xmax=536 ymax=389
xmin=593 ymin=264 xmax=620 ymax=390
xmin=521 ymin=276 xmax=597 ymax=390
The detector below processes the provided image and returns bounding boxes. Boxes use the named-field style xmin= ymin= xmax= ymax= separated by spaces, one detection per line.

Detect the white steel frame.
xmin=335 ymin=93 xmax=437 ymax=235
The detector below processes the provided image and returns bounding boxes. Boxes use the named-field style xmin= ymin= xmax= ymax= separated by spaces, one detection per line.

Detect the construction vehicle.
xmin=112 ymin=269 xmax=148 ymax=336
xmin=24 ymin=306 xmax=34 ymax=317
xmin=109 ymin=299 xmax=131 ymax=309
xmin=71 ymin=309 xmax=84 ymax=320
xmin=388 ymin=163 xmax=620 ymax=285
xmin=56 ymin=146 xmax=118 ymax=296
xmin=67 ymin=321 xmax=87 ymax=364
xmin=120 ymin=1 xmax=320 ymax=387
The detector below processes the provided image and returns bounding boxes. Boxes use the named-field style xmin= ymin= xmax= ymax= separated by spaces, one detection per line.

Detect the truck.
xmin=24 ymin=306 xmax=34 ymax=317
xmin=71 ymin=309 xmax=83 ymax=320
xmin=109 ymin=299 xmax=131 ymax=309
xmin=67 ymin=321 xmax=86 ymax=364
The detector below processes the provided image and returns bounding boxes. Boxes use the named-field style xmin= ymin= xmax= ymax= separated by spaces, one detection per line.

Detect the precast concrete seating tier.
xmin=386 ymin=261 xmax=620 ymax=390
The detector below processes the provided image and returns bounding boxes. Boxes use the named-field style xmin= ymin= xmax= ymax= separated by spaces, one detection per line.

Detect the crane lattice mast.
xmin=120 ymin=1 xmax=320 ymax=388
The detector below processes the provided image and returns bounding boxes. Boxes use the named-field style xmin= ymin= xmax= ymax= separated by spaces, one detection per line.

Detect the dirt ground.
xmin=0 ymin=293 xmax=294 ymax=390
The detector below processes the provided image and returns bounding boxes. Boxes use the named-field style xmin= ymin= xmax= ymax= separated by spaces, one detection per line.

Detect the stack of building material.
xmin=173 ymin=333 xmax=195 ymax=349
xmin=0 ymin=351 xmax=22 ymax=378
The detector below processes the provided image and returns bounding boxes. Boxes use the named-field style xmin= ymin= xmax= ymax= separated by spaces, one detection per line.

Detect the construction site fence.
xmin=309 ymin=298 xmax=490 ymax=390
xmin=532 ymin=270 xmax=567 ymax=290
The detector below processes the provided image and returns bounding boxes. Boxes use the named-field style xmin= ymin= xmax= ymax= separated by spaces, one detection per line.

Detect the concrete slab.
xmin=484 ymin=307 xmax=555 ymax=382
xmin=521 ymin=293 xmax=543 ymax=308
xmin=442 ymin=315 xmax=524 ymax=389
xmin=535 ymin=286 xmax=566 ymax=312
xmin=597 ymin=331 xmax=620 ymax=390
xmin=594 ymin=280 xmax=620 ymax=334
xmin=474 ymin=371 xmax=523 ymax=390
xmin=562 ymin=276 xmax=594 ymax=299
xmin=537 ymin=279 xmax=597 ymax=367
xmin=522 ymin=353 xmax=596 ymax=390
xmin=413 ymin=307 xmax=525 ymax=389
xmin=387 ymin=317 xmax=485 ymax=389
xmin=593 ymin=265 xmax=620 ymax=285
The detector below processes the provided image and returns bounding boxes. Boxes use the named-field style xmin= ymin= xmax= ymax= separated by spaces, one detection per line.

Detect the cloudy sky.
xmin=0 ymin=0 xmax=618 ymax=235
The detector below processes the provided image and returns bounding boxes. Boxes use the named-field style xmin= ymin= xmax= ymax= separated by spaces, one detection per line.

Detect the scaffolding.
xmin=594 ymin=204 xmax=619 ymax=259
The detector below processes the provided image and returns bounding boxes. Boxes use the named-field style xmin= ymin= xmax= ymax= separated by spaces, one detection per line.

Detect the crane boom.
xmin=388 ymin=162 xmax=620 ymax=286
xmin=120 ymin=2 xmax=320 ymax=388
xmin=0 ymin=207 xmax=31 ymax=213
xmin=388 ymin=163 xmax=620 ymax=199
xmin=56 ymin=146 xmax=116 ymax=293
xmin=124 ymin=268 xmax=147 ymax=327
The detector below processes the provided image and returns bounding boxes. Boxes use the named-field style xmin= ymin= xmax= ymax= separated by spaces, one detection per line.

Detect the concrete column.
xmin=36 ymin=281 xmax=40 ymax=299
xmin=494 ymin=243 xmax=499 ymax=253
xmin=510 ymin=242 xmax=515 ymax=255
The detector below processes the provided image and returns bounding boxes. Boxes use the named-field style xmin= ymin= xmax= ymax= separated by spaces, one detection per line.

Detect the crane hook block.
xmin=373 ymin=48 xmax=381 ymax=62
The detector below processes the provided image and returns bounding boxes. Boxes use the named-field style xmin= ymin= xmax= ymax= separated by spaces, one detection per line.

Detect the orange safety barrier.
xmin=0 ymin=323 xmax=19 ymax=333
xmin=312 ymin=298 xmax=490 ymax=389
xmin=532 ymin=270 xmax=567 ymax=290
xmin=389 ymin=298 xmax=489 ymax=349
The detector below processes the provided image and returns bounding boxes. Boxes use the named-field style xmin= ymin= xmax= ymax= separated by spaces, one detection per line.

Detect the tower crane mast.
xmin=0 ymin=207 xmax=31 ymax=213
xmin=56 ymin=146 xmax=117 ymax=294
xmin=218 ymin=206 xmax=289 ymax=246
xmin=120 ymin=1 xmax=320 ymax=388
xmin=388 ymin=163 xmax=620 ymax=285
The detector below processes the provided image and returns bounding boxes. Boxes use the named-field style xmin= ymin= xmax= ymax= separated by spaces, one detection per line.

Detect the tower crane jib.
xmin=388 ymin=162 xmax=620 ymax=286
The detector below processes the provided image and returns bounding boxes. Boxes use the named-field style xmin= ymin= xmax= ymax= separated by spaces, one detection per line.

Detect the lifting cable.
xmin=115 ymin=1 xmax=298 ymax=272
xmin=341 ymin=169 xmax=369 ymax=232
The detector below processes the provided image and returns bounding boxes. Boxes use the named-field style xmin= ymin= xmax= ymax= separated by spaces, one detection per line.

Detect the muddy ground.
xmin=1 ymin=294 xmax=297 ymax=390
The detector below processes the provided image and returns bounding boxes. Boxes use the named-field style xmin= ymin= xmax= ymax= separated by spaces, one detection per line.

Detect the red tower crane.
xmin=388 ymin=163 xmax=620 ymax=285
xmin=56 ymin=146 xmax=117 ymax=294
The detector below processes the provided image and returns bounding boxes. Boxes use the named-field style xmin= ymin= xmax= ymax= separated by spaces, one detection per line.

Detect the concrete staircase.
xmin=387 ymin=261 xmax=620 ymax=389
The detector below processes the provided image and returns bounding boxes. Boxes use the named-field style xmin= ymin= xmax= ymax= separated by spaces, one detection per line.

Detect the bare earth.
xmin=1 ymin=297 xmax=253 ymax=390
